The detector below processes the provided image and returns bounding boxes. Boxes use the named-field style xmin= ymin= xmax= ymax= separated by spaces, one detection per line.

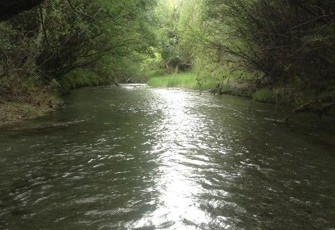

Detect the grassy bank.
xmin=147 ymin=72 xmax=217 ymax=90
xmin=0 ymin=68 xmax=113 ymax=127
xmin=147 ymin=71 xmax=259 ymax=99
xmin=0 ymin=93 xmax=62 ymax=127
xmin=146 ymin=71 xmax=334 ymax=107
xmin=60 ymin=69 xmax=110 ymax=94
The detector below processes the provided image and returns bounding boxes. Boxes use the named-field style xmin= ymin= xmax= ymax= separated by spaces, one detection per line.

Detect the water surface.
xmin=0 ymin=85 xmax=334 ymax=229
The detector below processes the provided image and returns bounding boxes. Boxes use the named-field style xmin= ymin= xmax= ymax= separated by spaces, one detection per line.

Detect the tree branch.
xmin=66 ymin=0 xmax=98 ymax=21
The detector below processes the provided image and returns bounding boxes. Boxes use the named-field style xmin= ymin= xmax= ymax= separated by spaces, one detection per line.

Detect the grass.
xmin=147 ymin=72 xmax=217 ymax=90
xmin=144 ymin=69 xmax=168 ymax=78
xmin=60 ymin=69 xmax=105 ymax=93
xmin=252 ymin=88 xmax=276 ymax=103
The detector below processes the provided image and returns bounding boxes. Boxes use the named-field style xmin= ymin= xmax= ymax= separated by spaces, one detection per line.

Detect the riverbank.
xmin=147 ymin=72 xmax=273 ymax=100
xmin=147 ymin=72 xmax=335 ymax=106
xmin=147 ymin=72 xmax=217 ymax=90
xmin=0 ymin=69 xmax=107 ymax=128
xmin=0 ymin=93 xmax=62 ymax=128
xmin=147 ymin=72 xmax=335 ymax=123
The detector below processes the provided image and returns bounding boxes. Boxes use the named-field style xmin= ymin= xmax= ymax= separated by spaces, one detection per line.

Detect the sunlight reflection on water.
xmin=132 ymin=89 xmax=212 ymax=229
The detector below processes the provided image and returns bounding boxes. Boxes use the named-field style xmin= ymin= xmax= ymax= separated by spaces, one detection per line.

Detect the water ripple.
xmin=0 ymin=87 xmax=334 ymax=229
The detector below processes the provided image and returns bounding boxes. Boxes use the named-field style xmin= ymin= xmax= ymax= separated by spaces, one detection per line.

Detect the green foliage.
xmin=0 ymin=0 xmax=158 ymax=100
xmin=59 ymin=69 xmax=102 ymax=93
xmin=252 ymin=89 xmax=276 ymax=103
xmin=220 ymin=84 xmax=233 ymax=94
xmin=148 ymin=73 xmax=195 ymax=88
xmin=200 ymin=0 xmax=335 ymax=89
xmin=1 ymin=0 xmax=334 ymax=108
xmin=151 ymin=0 xmax=193 ymax=73
xmin=147 ymin=0 xmax=334 ymax=103
xmin=147 ymin=72 xmax=216 ymax=90
xmin=144 ymin=69 xmax=168 ymax=78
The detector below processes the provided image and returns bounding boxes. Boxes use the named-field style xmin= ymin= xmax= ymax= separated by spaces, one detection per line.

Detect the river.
xmin=0 ymin=85 xmax=334 ymax=229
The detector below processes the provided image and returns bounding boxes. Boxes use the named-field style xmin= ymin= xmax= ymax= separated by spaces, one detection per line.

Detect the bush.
xmin=59 ymin=69 xmax=103 ymax=93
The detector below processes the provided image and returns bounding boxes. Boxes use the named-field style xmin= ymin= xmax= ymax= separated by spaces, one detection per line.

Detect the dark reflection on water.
xmin=0 ymin=85 xmax=334 ymax=229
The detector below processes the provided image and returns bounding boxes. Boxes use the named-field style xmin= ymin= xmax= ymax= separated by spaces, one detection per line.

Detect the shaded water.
xmin=0 ymin=85 xmax=334 ymax=229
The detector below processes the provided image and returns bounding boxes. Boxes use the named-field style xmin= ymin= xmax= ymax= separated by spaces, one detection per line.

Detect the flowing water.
xmin=0 ymin=85 xmax=334 ymax=230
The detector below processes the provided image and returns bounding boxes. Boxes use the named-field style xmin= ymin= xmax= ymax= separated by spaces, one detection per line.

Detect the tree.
xmin=152 ymin=0 xmax=192 ymax=73
xmin=0 ymin=0 xmax=158 ymax=99
xmin=200 ymin=0 xmax=335 ymax=90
